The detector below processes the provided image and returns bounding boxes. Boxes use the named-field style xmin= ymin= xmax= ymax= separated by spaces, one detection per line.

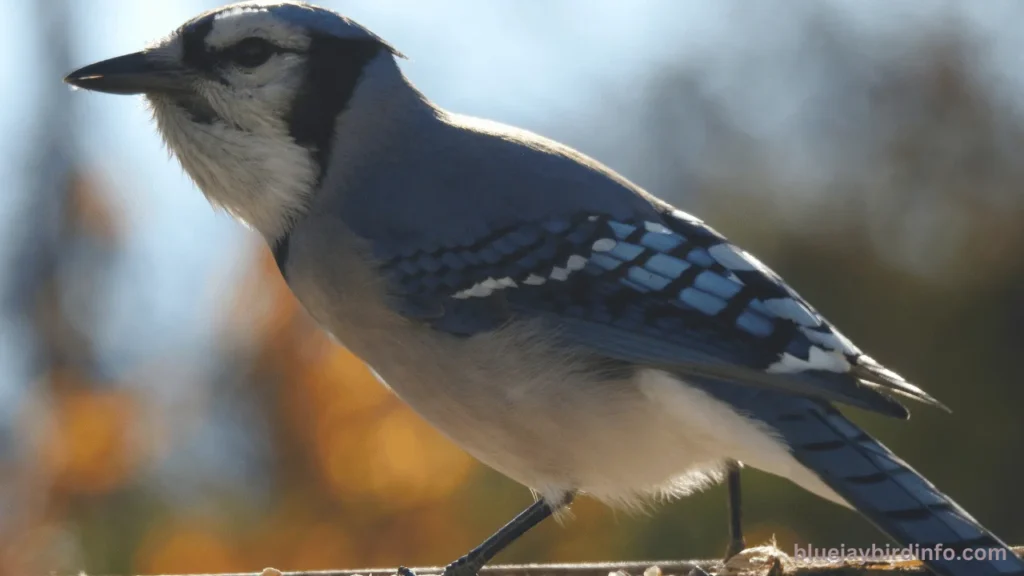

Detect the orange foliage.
xmin=299 ymin=347 xmax=476 ymax=509
xmin=69 ymin=172 xmax=122 ymax=242
xmin=40 ymin=377 xmax=143 ymax=495
xmin=547 ymin=499 xmax=621 ymax=562
xmin=284 ymin=522 xmax=358 ymax=570
xmin=134 ymin=519 xmax=244 ymax=575
xmin=367 ymin=502 xmax=476 ymax=567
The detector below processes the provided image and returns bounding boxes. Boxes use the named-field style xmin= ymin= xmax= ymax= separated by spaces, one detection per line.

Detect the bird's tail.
xmin=761 ymin=398 xmax=1023 ymax=576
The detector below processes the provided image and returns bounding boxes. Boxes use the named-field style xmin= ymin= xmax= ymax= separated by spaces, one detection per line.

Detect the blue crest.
xmin=247 ymin=3 xmax=380 ymax=41
xmin=180 ymin=2 xmax=403 ymax=56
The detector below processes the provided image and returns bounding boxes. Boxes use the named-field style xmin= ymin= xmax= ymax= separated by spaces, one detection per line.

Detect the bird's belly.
xmin=282 ymin=247 xmax=788 ymax=506
xmin=351 ymin=327 xmax=742 ymax=506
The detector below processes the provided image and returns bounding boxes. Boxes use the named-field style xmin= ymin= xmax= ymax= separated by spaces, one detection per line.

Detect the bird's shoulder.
xmin=334 ymin=108 xmax=661 ymax=252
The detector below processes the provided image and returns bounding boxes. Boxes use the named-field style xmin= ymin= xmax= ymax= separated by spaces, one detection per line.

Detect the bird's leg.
xmin=724 ymin=459 xmax=746 ymax=560
xmin=397 ymin=492 xmax=575 ymax=576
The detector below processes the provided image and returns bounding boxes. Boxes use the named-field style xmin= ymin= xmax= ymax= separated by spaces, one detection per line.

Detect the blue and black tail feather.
xmin=709 ymin=385 xmax=1024 ymax=576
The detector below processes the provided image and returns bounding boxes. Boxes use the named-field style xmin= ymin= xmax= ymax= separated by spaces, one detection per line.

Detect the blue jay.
xmin=64 ymin=3 xmax=1022 ymax=576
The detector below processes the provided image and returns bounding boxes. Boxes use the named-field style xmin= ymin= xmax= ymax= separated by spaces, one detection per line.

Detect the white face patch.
xmin=207 ymin=6 xmax=312 ymax=52
xmin=149 ymin=90 xmax=319 ymax=240
xmin=138 ymin=4 xmax=330 ymax=240
xmin=138 ymin=1 xmax=404 ymax=244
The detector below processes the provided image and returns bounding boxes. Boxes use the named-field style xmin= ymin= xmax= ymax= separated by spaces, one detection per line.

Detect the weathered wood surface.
xmin=146 ymin=545 xmax=1024 ymax=576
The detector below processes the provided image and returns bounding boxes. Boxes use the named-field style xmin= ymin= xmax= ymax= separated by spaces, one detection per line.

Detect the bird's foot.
xmin=396 ymin=555 xmax=482 ymax=576
xmin=687 ymin=565 xmax=712 ymax=576
xmin=441 ymin=554 xmax=484 ymax=576
xmin=724 ymin=536 xmax=746 ymax=561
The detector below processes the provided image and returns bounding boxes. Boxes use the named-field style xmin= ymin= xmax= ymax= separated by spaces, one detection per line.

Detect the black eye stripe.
xmin=287 ymin=35 xmax=384 ymax=184
xmin=182 ymin=21 xmax=299 ymax=73
xmin=181 ymin=17 xmax=216 ymax=72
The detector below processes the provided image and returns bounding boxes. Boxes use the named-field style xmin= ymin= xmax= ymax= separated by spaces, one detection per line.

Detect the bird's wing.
xmin=374 ymin=206 xmax=944 ymax=418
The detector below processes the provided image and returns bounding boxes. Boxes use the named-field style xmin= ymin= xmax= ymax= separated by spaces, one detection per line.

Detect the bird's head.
xmin=65 ymin=1 xmax=405 ymax=239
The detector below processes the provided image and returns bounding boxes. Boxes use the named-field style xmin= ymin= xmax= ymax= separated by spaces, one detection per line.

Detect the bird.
xmin=64 ymin=3 xmax=1022 ymax=576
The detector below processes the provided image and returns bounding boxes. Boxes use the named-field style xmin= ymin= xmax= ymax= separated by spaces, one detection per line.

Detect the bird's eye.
xmin=228 ymin=38 xmax=276 ymax=68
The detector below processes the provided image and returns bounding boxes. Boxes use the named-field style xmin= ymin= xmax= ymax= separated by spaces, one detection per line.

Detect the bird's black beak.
xmin=64 ymin=51 xmax=188 ymax=96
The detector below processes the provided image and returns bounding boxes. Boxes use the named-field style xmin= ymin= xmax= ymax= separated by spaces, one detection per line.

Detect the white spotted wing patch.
xmin=762 ymin=297 xmax=820 ymax=327
xmin=566 ymin=254 xmax=588 ymax=271
xmin=701 ymin=238 xmax=866 ymax=373
xmin=448 ymin=213 xmax=864 ymax=380
xmin=644 ymin=221 xmax=673 ymax=234
xmin=451 ymin=253 xmax=588 ymax=299
xmin=768 ymin=346 xmax=851 ymax=374
xmin=546 ymin=253 xmax=587 ymax=282
xmin=670 ymin=209 xmax=703 ymax=226
xmin=447 ymin=216 xmax=675 ymax=301
xmin=708 ymin=243 xmax=780 ymax=279
xmin=452 ymin=276 xmax=518 ymax=299
xmin=800 ymin=325 xmax=861 ymax=357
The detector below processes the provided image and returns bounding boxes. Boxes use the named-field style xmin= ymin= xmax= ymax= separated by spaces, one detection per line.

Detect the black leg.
xmin=725 ymin=459 xmax=745 ymax=560
xmin=398 ymin=492 xmax=575 ymax=576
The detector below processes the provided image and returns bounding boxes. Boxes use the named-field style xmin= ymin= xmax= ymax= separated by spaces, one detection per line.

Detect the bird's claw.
xmin=725 ymin=537 xmax=746 ymax=560
xmin=687 ymin=566 xmax=712 ymax=576
xmin=396 ymin=559 xmax=480 ymax=576
xmin=442 ymin=555 xmax=483 ymax=576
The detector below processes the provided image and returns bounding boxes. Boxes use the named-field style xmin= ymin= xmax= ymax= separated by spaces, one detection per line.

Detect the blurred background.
xmin=2 ymin=0 xmax=1023 ymax=574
